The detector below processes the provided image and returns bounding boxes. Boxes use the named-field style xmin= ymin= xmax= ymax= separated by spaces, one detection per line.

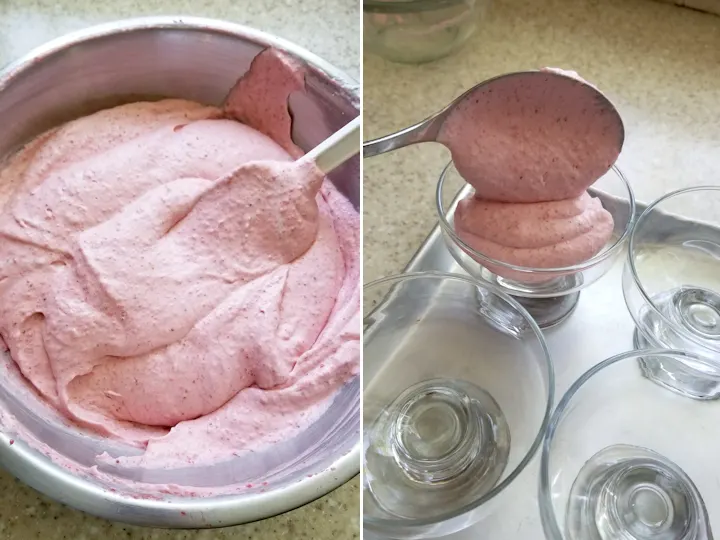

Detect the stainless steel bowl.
xmin=0 ymin=16 xmax=359 ymax=528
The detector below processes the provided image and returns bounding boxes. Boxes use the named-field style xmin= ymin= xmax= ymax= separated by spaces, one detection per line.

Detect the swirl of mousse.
xmin=0 ymin=49 xmax=359 ymax=473
xmin=437 ymin=68 xmax=624 ymax=203
xmin=454 ymin=192 xmax=614 ymax=282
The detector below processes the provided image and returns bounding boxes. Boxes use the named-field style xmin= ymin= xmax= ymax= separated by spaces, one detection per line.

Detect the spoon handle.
xmin=363 ymin=115 xmax=439 ymax=158
xmin=305 ymin=116 xmax=360 ymax=175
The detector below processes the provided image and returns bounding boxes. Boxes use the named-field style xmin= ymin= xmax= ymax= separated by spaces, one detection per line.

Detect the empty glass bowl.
xmin=437 ymin=161 xmax=636 ymax=328
xmin=540 ymin=349 xmax=718 ymax=540
xmin=623 ymin=186 xmax=720 ymax=400
xmin=363 ymin=0 xmax=487 ymax=64
xmin=363 ymin=272 xmax=553 ymax=538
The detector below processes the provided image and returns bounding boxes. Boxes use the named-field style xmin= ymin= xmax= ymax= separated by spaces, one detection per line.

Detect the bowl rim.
xmin=435 ymin=161 xmax=636 ymax=277
xmin=0 ymin=15 xmax=359 ymax=97
xmin=0 ymin=15 xmax=359 ymax=528
xmin=363 ymin=0 xmax=465 ymax=14
xmin=363 ymin=271 xmax=555 ymax=534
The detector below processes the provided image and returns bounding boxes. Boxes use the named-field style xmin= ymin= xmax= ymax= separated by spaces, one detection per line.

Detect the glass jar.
xmin=363 ymin=0 xmax=487 ymax=64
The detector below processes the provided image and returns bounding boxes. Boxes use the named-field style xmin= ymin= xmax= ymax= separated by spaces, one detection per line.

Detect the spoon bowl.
xmin=364 ymin=69 xmax=624 ymax=203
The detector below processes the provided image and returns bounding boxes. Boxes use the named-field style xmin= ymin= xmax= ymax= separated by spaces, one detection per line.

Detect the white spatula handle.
xmin=304 ymin=116 xmax=360 ymax=174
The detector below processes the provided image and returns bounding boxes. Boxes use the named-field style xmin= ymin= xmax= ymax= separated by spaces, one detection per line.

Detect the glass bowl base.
xmin=477 ymin=287 xmax=580 ymax=331
xmin=634 ymin=328 xmax=720 ymax=400
xmin=364 ymin=379 xmax=510 ymax=520
xmin=565 ymin=445 xmax=711 ymax=540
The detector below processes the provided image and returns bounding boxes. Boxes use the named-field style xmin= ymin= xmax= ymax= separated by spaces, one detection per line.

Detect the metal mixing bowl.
xmin=0 ymin=16 xmax=359 ymax=528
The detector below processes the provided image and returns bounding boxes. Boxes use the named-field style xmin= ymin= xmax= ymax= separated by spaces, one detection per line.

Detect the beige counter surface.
xmin=0 ymin=1 xmax=359 ymax=539
xmin=364 ymin=0 xmax=720 ymax=283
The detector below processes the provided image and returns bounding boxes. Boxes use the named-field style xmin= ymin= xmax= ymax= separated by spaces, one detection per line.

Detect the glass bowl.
xmin=437 ymin=161 xmax=636 ymax=328
xmin=540 ymin=349 xmax=719 ymax=540
xmin=363 ymin=0 xmax=488 ymax=64
xmin=623 ymin=186 xmax=720 ymax=400
xmin=363 ymin=272 xmax=553 ymax=538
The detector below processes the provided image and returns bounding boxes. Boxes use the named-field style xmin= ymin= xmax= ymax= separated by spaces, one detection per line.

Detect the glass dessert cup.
xmin=539 ymin=349 xmax=718 ymax=540
xmin=363 ymin=272 xmax=554 ymax=538
xmin=437 ymin=161 xmax=636 ymax=329
xmin=623 ymin=187 xmax=720 ymax=400
xmin=0 ymin=17 xmax=359 ymax=528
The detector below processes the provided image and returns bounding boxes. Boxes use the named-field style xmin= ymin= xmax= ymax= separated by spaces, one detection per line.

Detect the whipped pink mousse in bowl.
xmin=0 ymin=18 xmax=359 ymax=527
xmin=436 ymin=69 xmax=635 ymax=328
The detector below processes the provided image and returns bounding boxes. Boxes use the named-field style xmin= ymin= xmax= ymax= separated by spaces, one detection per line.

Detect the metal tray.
xmin=366 ymin=186 xmax=720 ymax=539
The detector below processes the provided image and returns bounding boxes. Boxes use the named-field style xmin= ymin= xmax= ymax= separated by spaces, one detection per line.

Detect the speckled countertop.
xmin=364 ymin=0 xmax=720 ymax=283
xmin=0 ymin=1 xmax=359 ymax=539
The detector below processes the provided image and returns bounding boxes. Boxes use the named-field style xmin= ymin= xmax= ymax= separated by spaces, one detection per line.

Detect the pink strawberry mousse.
xmin=0 ymin=48 xmax=359 ymax=477
xmin=455 ymin=193 xmax=614 ymax=281
xmin=445 ymin=68 xmax=619 ymax=280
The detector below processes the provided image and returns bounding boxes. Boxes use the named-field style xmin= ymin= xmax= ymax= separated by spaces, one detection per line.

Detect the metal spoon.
xmin=364 ymin=70 xmax=625 ymax=203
